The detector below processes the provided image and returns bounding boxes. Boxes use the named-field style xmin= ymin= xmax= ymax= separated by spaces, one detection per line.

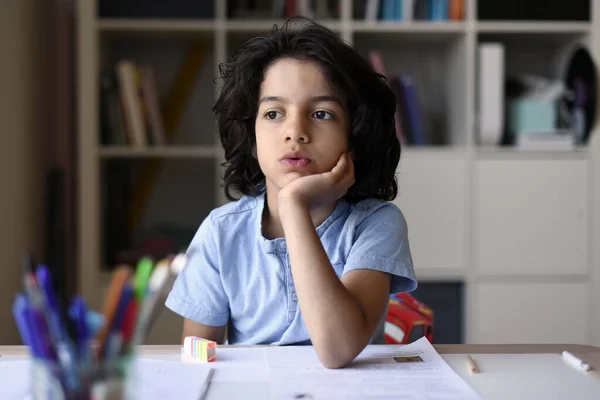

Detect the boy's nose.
xmin=284 ymin=117 xmax=310 ymax=143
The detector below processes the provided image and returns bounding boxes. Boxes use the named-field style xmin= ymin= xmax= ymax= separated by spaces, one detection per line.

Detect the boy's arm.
xmin=279 ymin=153 xmax=414 ymax=369
xmin=280 ymin=202 xmax=391 ymax=369
xmin=165 ymin=215 xmax=230 ymax=347
xmin=182 ymin=318 xmax=227 ymax=345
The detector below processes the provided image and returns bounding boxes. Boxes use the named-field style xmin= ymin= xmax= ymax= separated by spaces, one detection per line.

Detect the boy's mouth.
xmin=281 ymin=158 xmax=311 ymax=167
xmin=280 ymin=151 xmax=312 ymax=168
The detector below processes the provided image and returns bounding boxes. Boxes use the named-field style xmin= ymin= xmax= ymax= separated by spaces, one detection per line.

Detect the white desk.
xmin=2 ymin=343 xmax=600 ymax=399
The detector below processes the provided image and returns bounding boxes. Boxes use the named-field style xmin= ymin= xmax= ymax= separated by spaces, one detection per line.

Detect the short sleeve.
xmin=165 ymin=215 xmax=230 ymax=326
xmin=343 ymin=202 xmax=417 ymax=294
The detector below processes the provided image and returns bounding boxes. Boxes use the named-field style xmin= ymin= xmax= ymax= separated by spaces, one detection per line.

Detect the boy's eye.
xmin=265 ymin=111 xmax=282 ymax=120
xmin=313 ymin=110 xmax=334 ymax=120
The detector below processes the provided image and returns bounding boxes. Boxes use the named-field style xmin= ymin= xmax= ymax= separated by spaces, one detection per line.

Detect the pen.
xmin=36 ymin=265 xmax=80 ymax=389
xmin=12 ymin=293 xmax=31 ymax=347
xmin=22 ymin=253 xmax=36 ymax=285
xmin=148 ymin=254 xmax=187 ymax=329
xmin=465 ymin=354 xmax=478 ymax=374
xmin=562 ymin=351 xmax=600 ymax=379
xmin=71 ymin=296 xmax=91 ymax=364
xmin=562 ymin=351 xmax=592 ymax=372
xmin=141 ymin=254 xmax=187 ymax=344
xmin=24 ymin=305 xmax=57 ymax=361
xmin=102 ymin=283 xmax=135 ymax=360
xmin=119 ymin=296 xmax=139 ymax=355
xmin=131 ymin=261 xmax=169 ymax=347
xmin=97 ymin=265 xmax=133 ymax=357
xmin=198 ymin=367 xmax=214 ymax=400
xmin=134 ymin=257 xmax=154 ymax=302
xmin=36 ymin=266 xmax=63 ymax=337
xmin=22 ymin=257 xmax=42 ymax=309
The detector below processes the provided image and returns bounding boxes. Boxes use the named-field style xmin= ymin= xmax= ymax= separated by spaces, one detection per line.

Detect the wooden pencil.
xmin=466 ymin=354 xmax=479 ymax=374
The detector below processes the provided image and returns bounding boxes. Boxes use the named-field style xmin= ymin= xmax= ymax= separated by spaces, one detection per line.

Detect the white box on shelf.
xmin=477 ymin=43 xmax=505 ymax=147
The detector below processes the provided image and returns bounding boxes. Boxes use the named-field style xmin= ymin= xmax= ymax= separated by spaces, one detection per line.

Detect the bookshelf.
xmin=77 ymin=0 xmax=600 ymax=346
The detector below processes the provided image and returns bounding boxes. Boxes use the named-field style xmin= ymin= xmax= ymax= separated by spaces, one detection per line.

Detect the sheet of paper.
xmin=140 ymin=347 xmax=270 ymax=382
xmin=134 ymin=358 xmax=211 ymax=400
xmin=0 ymin=357 xmax=29 ymax=399
xmin=207 ymin=347 xmax=270 ymax=382
xmin=0 ymin=356 xmax=211 ymax=400
xmin=265 ymin=337 xmax=483 ymax=400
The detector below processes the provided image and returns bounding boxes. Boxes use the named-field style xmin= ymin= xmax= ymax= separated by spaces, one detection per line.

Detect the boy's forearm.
xmin=280 ymin=201 xmax=370 ymax=368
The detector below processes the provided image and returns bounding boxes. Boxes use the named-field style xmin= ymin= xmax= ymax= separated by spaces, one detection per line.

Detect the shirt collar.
xmin=255 ymin=191 xmax=348 ymax=252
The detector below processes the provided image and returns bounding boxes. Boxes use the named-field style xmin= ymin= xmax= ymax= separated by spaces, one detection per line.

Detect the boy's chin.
xmin=276 ymin=171 xmax=318 ymax=189
xmin=279 ymin=172 xmax=307 ymax=187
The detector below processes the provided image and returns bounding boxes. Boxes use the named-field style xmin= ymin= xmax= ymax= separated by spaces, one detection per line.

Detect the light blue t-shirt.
xmin=165 ymin=191 xmax=417 ymax=345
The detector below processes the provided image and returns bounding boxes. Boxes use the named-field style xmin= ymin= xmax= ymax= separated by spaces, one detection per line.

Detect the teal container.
xmin=508 ymin=99 xmax=556 ymax=134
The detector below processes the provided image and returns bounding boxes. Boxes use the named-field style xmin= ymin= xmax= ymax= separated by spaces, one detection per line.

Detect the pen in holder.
xmin=12 ymin=253 xmax=188 ymax=400
xmin=30 ymin=353 xmax=134 ymax=400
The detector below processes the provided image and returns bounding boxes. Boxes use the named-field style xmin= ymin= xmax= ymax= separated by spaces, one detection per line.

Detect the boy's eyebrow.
xmin=258 ymin=95 xmax=343 ymax=106
xmin=259 ymin=96 xmax=287 ymax=104
xmin=310 ymin=95 xmax=343 ymax=106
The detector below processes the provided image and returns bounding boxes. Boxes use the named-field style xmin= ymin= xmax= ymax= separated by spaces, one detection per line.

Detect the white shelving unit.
xmin=77 ymin=0 xmax=600 ymax=346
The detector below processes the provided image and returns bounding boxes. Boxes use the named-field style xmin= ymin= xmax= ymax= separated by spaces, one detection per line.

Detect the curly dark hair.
xmin=213 ymin=17 xmax=400 ymax=202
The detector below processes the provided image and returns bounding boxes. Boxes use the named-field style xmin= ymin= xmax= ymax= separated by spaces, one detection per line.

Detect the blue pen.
xmin=68 ymin=307 xmax=106 ymax=342
xmin=36 ymin=265 xmax=80 ymax=389
xmin=36 ymin=266 xmax=60 ymax=322
xmin=69 ymin=296 xmax=90 ymax=365
xmin=103 ymin=284 xmax=134 ymax=360
xmin=24 ymin=305 xmax=57 ymax=360
xmin=22 ymin=307 xmax=41 ymax=358
xmin=12 ymin=293 xmax=32 ymax=347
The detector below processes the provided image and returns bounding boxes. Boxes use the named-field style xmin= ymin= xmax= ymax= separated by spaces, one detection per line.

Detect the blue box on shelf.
xmin=508 ymin=99 xmax=557 ymax=134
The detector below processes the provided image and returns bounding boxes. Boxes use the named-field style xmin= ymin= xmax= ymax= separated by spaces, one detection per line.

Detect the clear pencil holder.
xmin=30 ymin=355 xmax=136 ymax=400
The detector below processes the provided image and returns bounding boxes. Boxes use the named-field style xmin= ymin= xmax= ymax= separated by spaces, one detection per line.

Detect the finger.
xmin=341 ymin=168 xmax=355 ymax=189
xmin=333 ymin=152 xmax=346 ymax=170
xmin=330 ymin=153 xmax=347 ymax=179
xmin=342 ymin=153 xmax=354 ymax=176
xmin=342 ymin=154 xmax=355 ymax=186
xmin=334 ymin=154 xmax=354 ymax=190
xmin=346 ymin=153 xmax=355 ymax=178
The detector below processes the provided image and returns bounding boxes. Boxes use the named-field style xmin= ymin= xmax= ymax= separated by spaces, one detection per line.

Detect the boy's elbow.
xmin=314 ymin=344 xmax=359 ymax=369
xmin=321 ymin=356 xmax=352 ymax=369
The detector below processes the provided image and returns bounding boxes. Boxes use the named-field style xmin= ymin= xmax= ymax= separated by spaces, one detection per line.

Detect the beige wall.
xmin=0 ymin=0 xmax=45 ymax=344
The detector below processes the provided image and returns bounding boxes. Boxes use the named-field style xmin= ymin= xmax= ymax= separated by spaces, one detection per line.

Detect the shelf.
xmin=98 ymin=146 xmax=218 ymax=158
xmin=96 ymin=19 xmax=592 ymax=36
xmin=476 ymin=21 xmax=591 ymax=34
xmin=353 ymin=21 xmax=466 ymax=33
xmin=225 ymin=19 xmax=341 ymax=33
xmin=97 ymin=19 xmax=216 ymax=35
xmin=352 ymin=21 xmax=465 ymax=42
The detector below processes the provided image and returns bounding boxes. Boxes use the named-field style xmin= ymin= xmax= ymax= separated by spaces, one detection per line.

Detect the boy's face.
xmin=255 ymin=57 xmax=349 ymax=195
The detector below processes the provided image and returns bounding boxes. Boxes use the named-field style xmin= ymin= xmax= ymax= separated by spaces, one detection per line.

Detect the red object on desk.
xmin=384 ymin=293 xmax=434 ymax=344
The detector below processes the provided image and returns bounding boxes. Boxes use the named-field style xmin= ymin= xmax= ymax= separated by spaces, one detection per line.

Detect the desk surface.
xmin=2 ymin=343 xmax=600 ymax=400
xmin=3 ymin=342 xmax=600 ymax=357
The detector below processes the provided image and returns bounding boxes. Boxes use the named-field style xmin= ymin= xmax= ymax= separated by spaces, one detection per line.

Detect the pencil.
xmin=466 ymin=355 xmax=479 ymax=374
xmin=198 ymin=367 xmax=215 ymax=400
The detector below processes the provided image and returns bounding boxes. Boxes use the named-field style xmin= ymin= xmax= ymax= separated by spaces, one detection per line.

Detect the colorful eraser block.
xmin=183 ymin=336 xmax=217 ymax=362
